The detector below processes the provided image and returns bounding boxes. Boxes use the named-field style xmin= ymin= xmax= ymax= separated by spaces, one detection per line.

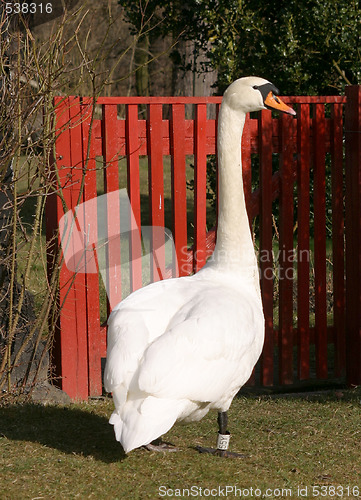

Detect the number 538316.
xmin=5 ymin=3 xmax=53 ymax=15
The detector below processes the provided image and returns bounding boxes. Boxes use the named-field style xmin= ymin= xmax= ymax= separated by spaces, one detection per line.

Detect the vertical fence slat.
xmin=170 ymin=104 xmax=187 ymax=277
xmin=81 ymin=98 xmax=101 ymax=396
xmin=69 ymin=97 xmax=89 ymax=399
xmin=278 ymin=113 xmax=295 ymax=385
xmin=331 ymin=103 xmax=345 ymax=376
xmin=66 ymin=97 xmax=89 ymax=399
xmin=194 ymin=104 xmax=207 ymax=272
xmin=313 ymin=103 xmax=328 ymax=379
xmin=147 ymin=104 xmax=165 ymax=281
xmin=345 ymin=85 xmax=361 ymax=386
xmin=259 ymin=110 xmax=274 ymax=386
xmin=51 ymin=98 xmax=75 ymax=395
xmin=297 ymin=104 xmax=311 ymax=380
xmin=102 ymin=104 xmax=122 ymax=310
xmin=215 ymin=104 xmax=220 ymax=235
xmin=126 ymin=104 xmax=142 ymax=292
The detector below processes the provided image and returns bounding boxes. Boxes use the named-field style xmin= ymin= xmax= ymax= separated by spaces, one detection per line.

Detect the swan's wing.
xmin=104 ymin=276 xmax=193 ymax=394
xmin=104 ymin=310 xmax=148 ymax=395
xmin=136 ymin=287 xmax=264 ymax=404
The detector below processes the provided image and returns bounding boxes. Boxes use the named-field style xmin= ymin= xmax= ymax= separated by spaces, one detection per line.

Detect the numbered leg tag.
xmin=216 ymin=432 xmax=231 ymax=451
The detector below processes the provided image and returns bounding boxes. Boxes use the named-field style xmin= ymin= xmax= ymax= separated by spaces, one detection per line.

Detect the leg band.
xmin=216 ymin=432 xmax=231 ymax=450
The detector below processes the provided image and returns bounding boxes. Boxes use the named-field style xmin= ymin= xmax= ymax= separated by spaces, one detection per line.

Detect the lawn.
xmin=0 ymin=389 xmax=360 ymax=499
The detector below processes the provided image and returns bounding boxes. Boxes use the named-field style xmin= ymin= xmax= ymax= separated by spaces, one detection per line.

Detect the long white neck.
xmin=210 ymin=102 xmax=258 ymax=275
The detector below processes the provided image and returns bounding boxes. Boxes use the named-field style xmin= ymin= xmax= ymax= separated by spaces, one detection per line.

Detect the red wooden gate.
xmin=46 ymin=89 xmax=361 ymax=400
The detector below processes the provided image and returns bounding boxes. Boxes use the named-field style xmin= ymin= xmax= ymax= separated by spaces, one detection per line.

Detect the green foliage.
xmin=118 ymin=0 xmax=163 ymax=34
xmin=158 ymin=0 xmax=357 ymax=231
xmin=129 ymin=0 xmax=361 ymax=95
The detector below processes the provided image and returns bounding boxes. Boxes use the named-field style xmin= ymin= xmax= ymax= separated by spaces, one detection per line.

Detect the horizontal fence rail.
xmin=46 ymin=90 xmax=361 ymax=400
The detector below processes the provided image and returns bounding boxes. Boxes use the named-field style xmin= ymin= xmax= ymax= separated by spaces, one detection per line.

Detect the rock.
xmin=29 ymin=381 xmax=71 ymax=405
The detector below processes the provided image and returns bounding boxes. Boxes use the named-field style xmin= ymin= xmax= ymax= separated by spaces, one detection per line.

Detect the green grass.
xmin=0 ymin=389 xmax=360 ymax=499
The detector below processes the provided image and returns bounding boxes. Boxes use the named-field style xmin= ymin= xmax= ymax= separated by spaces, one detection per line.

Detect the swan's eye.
xmin=253 ymin=85 xmax=259 ymax=90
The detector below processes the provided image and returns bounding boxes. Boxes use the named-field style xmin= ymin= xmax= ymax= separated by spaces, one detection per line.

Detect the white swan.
xmin=104 ymin=76 xmax=296 ymax=456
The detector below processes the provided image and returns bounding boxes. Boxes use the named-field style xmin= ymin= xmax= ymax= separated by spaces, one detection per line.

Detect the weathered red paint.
xmin=194 ymin=104 xmax=208 ymax=272
xmin=345 ymin=86 xmax=361 ymax=387
xmin=330 ymin=103 xmax=345 ymax=377
xmin=259 ymin=110 xmax=274 ymax=386
xmin=47 ymin=92 xmax=356 ymax=400
xmin=313 ymin=103 xmax=328 ymax=379
xmin=296 ymin=103 xmax=311 ymax=381
xmin=278 ymin=112 xmax=295 ymax=385
xmin=170 ymin=104 xmax=188 ymax=277
xmin=126 ymin=104 xmax=143 ymax=293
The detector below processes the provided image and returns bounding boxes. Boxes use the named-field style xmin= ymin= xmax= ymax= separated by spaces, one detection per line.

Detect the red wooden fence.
xmin=46 ymin=88 xmax=361 ymax=400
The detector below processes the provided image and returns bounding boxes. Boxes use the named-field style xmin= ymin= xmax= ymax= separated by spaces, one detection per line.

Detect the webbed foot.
xmin=143 ymin=439 xmax=180 ymax=452
xmin=195 ymin=413 xmax=249 ymax=459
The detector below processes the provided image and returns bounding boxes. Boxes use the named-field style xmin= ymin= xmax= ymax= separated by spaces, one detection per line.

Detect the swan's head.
xmin=223 ymin=76 xmax=296 ymax=116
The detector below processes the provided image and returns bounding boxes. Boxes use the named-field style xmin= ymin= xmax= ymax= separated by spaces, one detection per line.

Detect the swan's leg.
xmin=218 ymin=411 xmax=228 ymax=433
xmin=215 ymin=411 xmax=234 ymax=457
xmin=196 ymin=411 xmax=248 ymax=458
xmin=143 ymin=438 xmax=179 ymax=452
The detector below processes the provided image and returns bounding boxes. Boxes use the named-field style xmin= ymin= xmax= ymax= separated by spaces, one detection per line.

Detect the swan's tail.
xmin=110 ymin=396 xmax=189 ymax=453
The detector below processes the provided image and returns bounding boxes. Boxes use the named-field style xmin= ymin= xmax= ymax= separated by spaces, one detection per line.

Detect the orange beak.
xmin=264 ymin=92 xmax=296 ymax=116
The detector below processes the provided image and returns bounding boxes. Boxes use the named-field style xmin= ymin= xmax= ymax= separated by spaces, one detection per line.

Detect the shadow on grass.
xmin=0 ymin=403 xmax=126 ymax=463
